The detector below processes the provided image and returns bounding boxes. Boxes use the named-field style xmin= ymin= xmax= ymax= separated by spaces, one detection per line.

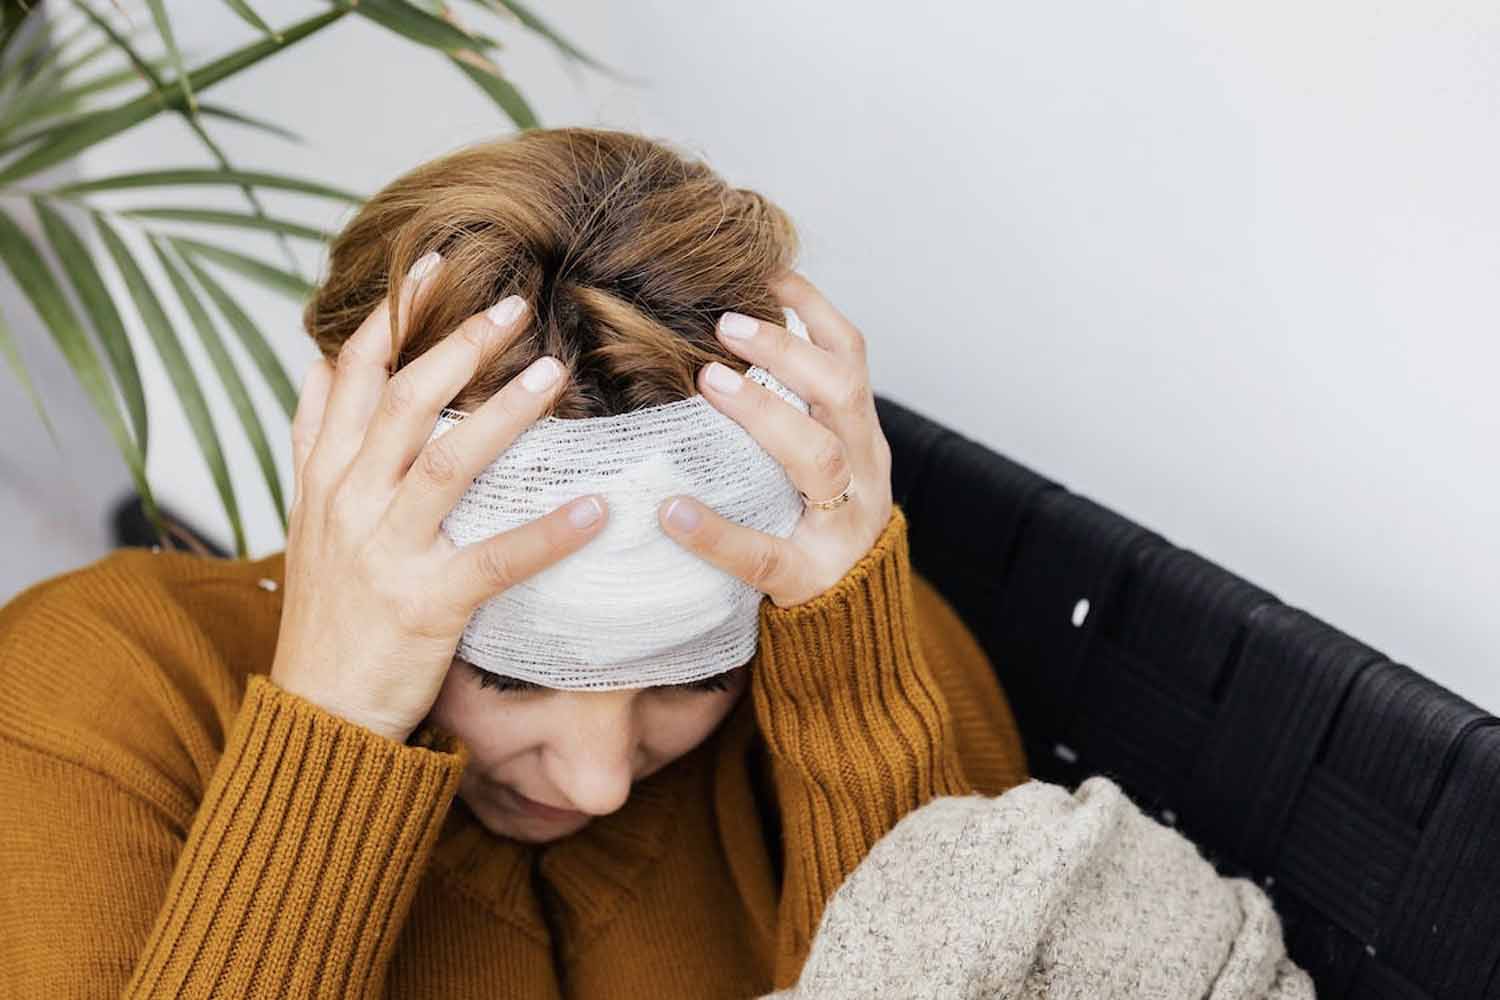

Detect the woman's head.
xmin=303 ymin=127 xmax=799 ymax=843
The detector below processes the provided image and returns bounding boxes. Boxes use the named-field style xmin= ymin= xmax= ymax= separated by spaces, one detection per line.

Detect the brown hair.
xmin=302 ymin=127 xmax=801 ymax=417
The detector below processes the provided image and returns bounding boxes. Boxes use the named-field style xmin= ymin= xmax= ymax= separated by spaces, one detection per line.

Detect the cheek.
xmin=641 ymin=690 xmax=746 ymax=763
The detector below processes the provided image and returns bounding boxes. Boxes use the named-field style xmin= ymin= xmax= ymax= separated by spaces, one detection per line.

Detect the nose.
xmin=544 ymin=693 xmax=639 ymax=817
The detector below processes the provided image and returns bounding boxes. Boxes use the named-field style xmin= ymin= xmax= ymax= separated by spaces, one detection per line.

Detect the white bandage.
xmin=428 ymin=306 xmax=812 ymax=689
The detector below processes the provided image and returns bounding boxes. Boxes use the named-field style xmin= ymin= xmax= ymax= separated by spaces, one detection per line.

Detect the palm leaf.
xmin=481 ymin=0 xmax=631 ymax=80
xmin=123 ymin=207 xmax=333 ymax=242
xmin=142 ymin=0 xmax=196 ymax=112
xmin=169 ymin=236 xmax=314 ymax=302
xmin=95 ymin=213 xmax=245 ymax=555
xmin=51 ymin=166 xmax=362 ymax=202
xmin=0 ymin=10 xmax=76 ymax=94
xmin=0 ymin=304 xmax=61 ymax=446
xmin=346 ymin=0 xmax=539 ymax=126
xmin=0 ymin=36 xmax=113 ymax=122
xmin=182 ymin=252 xmax=298 ymax=419
xmin=0 ymin=5 xmax=151 ymax=97
xmin=2 ymin=59 xmax=171 ymax=134
xmin=0 ymin=0 xmax=602 ymax=549
xmin=0 ymin=207 xmax=158 ymax=528
xmin=33 ymin=198 xmax=149 ymax=455
xmin=219 ymin=0 xmax=281 ymax=43
xmin=354 ymin=0 xmax=491 ymax=54
xmin=0 ymin=8 xmax=344 ymax=185
xmin=67 ymin=0 xmax=305 ymax=275
xmin=451 ymin=52 xmax=537 ymax=129
xmin=0 ymin=3 xmax=35 ymax=65
xmin=152 ymin=236 xmax=286 ymax=529
xmin=0 ymin=100 xmax=305 ymax=156
xmin=193 ymin=102 xmax=304 ymax=143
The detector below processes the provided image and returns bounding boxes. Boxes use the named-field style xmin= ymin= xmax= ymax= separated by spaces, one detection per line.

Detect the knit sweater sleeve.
xmin=749 ymin=503 xmax=972 ymax=987
xmin=0 ymin=571 xmax=466 ymax=999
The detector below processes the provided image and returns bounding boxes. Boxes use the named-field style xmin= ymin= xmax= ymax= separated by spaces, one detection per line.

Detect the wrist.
xmin=267 ymin=671 xmax=416 ymax=745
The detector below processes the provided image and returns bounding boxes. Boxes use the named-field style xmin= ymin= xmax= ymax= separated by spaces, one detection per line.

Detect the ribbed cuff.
xmin=125 ymin=675 xmax=466 ymax=999
xmin=759 ymin=504 xmax=923 ymax=692
xmin=750 ymin=504 xmax=970 ymax=985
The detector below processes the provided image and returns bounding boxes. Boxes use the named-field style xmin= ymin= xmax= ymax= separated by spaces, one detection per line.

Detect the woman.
xmin=0 ymin=127 xmax=1026 ymax=998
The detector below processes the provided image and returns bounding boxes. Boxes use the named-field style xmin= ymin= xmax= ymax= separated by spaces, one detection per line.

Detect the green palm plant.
xmin=0 ymin=0 xmax=618 ymax=555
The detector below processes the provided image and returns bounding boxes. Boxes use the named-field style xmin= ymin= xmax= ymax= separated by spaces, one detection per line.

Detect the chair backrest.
xmin=876 ymin=394 xmax=1500 ymax=999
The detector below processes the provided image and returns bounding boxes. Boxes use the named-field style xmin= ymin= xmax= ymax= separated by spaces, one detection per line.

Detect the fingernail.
xmin=665 ymin=497 xmax=701 ymax=531
xmin=704 ymin=362 xmax=743 ymax=394
xmin=487 ymin=295 xmax=527 ymax=327
xmin=718 ymin=312 xmax=758 ymax=339
xmin=520 ymin=356 xmax=562 ymax=392
xmin=569 ymin=496 xmax=603 ymax=528
xmin=408 ymin=250 xmax=441 ymax=281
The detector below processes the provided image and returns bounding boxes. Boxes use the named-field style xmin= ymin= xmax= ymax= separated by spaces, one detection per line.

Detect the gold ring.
xmin=800 ymin=474 xmax=854 ymax=511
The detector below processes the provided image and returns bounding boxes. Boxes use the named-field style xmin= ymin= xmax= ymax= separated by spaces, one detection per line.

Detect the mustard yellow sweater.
xmin=0 ymin=504 xmax=1026 ymax=999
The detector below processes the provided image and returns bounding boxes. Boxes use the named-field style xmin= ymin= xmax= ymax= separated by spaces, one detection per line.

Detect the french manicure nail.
xmin=569 ymin=496 xmax=602 ymax=528
xmin=718 ymin=312 xmax=758 ymax=339
xmin=704 ymin=362 xmax=743 ymax=394
xmin=487 ymin=295 xmax=526 ymax=327
xmin=666 ymin=497 xmax=701 ymax=531
xmin=520 ymin=356 xmax=562 ymax=392
xmin=408 ymin=250 xmax=441 ymax=281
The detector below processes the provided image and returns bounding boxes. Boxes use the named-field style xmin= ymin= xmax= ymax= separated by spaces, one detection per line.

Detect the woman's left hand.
xmin=658 ymin=271 xmax=895 ymax=609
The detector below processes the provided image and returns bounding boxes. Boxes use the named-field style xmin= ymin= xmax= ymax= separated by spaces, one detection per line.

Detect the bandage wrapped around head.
xmin=427 ymin=306 xmax=812 ymax=690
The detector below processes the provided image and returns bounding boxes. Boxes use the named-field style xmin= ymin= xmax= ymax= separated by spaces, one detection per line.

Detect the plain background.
xmin=2 ymin=1 xmax=1496 ymax=711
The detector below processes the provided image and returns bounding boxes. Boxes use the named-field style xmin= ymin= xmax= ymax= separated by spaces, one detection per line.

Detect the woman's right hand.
xmin=269 ymin=251 xmax=609 ymax=744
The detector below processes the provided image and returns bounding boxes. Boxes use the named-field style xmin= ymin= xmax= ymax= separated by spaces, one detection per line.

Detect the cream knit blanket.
xmin=765 ymin=776 xmax=1315 ymax=999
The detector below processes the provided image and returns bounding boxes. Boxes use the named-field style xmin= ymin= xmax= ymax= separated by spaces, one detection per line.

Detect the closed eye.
xmin=464 ymin=660 xmax=744 ymax=695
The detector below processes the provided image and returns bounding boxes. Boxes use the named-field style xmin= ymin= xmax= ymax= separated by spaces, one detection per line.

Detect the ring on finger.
xmin=800 ymin=473 xmax=855 ymax=511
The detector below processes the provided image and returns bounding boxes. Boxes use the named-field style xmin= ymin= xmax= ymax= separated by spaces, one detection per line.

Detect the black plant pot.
xmin=110 ymin=493 xmax=230 ymax=558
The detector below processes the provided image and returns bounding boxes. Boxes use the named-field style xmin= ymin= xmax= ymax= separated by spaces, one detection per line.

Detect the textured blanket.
xmin=764 ymin=776 xmax=1315 ymax=999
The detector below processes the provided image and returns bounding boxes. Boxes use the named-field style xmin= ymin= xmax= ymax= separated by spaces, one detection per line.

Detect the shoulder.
xmin=0 ymin=545 xmax=287 ymax=685
xmin=0 ymin=546 xmax=287 ymax=805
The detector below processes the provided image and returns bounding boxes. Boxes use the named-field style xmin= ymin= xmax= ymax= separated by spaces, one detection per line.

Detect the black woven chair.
xmin=876 ymin=394 xmax=1500 ymax=999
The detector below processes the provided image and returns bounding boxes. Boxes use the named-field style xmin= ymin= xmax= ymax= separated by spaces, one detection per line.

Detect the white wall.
xmin=63 ymin=1 xmax=1497 ymax=709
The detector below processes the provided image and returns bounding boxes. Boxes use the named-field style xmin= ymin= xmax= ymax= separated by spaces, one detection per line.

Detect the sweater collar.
xmin=424 ymin=704 xmax=729 ymax=952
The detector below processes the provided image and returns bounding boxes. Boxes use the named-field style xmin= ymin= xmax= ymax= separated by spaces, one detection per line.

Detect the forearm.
xmin=121 ymin=676 xmax=465 ymax=998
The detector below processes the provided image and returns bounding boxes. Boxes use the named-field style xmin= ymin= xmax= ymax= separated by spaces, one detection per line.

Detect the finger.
xmin=347 ymin=294 xmax=530 ymax=493
xmin=698 ymin=360 xmax=854 ymax=502
xmin=446 ymin=493 xmax=608 ymax=610
xmin=769 ymin=270 xmax=867 ymax=360
xmin=290 ymin=357 xmax=333 ymax=495
xmin=714 ymin=309 xmax=879 ymax=454
xmin=657 ymin=496 xmax=805 ymax=602
xmin=308 ymin=250 xmax=442 ymax=480
xmin=385 ymin=352 xmax=571 ymax=537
